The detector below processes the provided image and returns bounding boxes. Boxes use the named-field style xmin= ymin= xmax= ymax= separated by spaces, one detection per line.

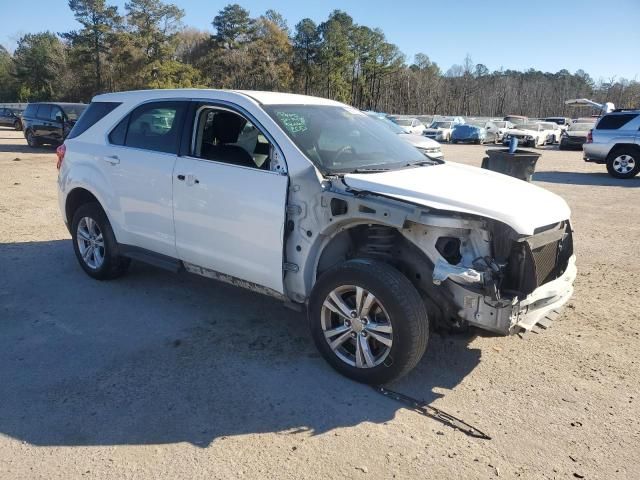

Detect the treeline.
xmin=0 ymin=0 xmax=638 ymax=116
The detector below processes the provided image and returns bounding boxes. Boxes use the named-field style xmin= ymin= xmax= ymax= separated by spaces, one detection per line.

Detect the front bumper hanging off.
xmin=447 ymin=255 xmax=576 ymax=334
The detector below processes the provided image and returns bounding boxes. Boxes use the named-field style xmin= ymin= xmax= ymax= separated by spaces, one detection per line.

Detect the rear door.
xmin=172 ymin=102 xmax=288 ymax=293
xmin=103 ymin=100 xmax=188 ymax=257
xmin=35 ymin=104 xmax=52 ymax=139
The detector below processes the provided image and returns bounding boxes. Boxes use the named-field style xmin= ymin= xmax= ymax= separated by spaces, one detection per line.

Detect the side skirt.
xmin=182 ymin=262 xmax=286 ymax=301
xmin=118 ymin=244 xmax=183 ymax=272
xmin=116 ymin=244 xmax=289 ymax=302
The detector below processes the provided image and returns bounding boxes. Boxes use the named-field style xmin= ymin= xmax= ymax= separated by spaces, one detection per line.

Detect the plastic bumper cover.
xmin=449 ymin=255 xmax=577 ymax=334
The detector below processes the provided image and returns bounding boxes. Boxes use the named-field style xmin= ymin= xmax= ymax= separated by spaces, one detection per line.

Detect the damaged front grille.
xmin=500 ymin=221 xmax=573 ymax=297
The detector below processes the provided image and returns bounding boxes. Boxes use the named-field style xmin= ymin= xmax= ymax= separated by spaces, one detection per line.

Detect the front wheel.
xmin=13 ymin=120 xmax=21 ymax=131
xmin=71 ymin=202 xmax=131 ymax=280
xmin=606 ymin=149 xmax=640 ymax=179
xmin=309 ymin=260 xmax=429 ymax=384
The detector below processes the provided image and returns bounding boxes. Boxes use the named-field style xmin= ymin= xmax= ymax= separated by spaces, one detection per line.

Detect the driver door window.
xmin=192 ymin=108 xmax=272 ymax=170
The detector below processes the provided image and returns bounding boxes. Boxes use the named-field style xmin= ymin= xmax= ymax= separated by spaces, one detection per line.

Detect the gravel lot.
xmin=1 ymin=128 xmax=638 ymax=479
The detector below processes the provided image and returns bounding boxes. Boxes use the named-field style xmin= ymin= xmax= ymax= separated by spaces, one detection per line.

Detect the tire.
xmin=71 ymin=202 xmax=131 ymax=280
xmin=25 ymin=129 xmax=40 ymax=147
xmin=13 ymin=120 xmax=21 ymax=131
xmin=606 ymin=148 xmax=640 ymax=179
xmin=309 ymin=259 xmax=429 ymax=384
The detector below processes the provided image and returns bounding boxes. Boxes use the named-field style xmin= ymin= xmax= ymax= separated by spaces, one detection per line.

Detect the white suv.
xmin=57 ymin=89 xmax=577 ymax=384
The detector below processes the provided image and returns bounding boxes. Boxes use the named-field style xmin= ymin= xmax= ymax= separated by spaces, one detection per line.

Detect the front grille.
xmin=500 ymin=221 xmax=573 ymax=297
xmin=531 ymin=241 xmax=560 ymax=285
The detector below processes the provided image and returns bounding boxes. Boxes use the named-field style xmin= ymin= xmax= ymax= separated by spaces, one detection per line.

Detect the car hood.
xmin=343 ymin=162 xmax=571 ymax=235
xmin=398 ymin=133 xmax=441 ymax=149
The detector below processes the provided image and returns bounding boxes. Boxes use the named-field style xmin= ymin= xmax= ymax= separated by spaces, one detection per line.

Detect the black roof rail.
xmin=612 ymin=108 xmax=640 ymax=112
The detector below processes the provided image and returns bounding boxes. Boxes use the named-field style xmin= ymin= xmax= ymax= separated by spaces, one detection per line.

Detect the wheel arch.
xmin=65 ymin=187 xmax=102 ymax=225
xmin=608 ymin=143 xmax=640 ymax=157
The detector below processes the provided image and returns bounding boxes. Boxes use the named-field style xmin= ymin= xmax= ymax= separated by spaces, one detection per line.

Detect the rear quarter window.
xmin=596 ymin=114 xmax=638 ymax=130
xmin=67 ymin=102 xmax=121 ymax=140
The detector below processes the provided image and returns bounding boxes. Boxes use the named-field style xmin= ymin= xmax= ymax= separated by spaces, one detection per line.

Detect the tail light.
xmin=56 ymin=143 xmax=66 ymax=170
xmin=586 ymin=129 xmax=593 ymax=143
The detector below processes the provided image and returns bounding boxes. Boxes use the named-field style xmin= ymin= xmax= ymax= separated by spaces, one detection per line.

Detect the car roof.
xmin=26 ymin=102 xmax=86 ymax=106
xmin=93 ymin=89 xmax=346 ymax=107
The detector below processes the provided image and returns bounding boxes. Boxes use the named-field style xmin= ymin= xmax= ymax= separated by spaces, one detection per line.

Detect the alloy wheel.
xmin=76 ymin=216 xmax=105 ymax=269
xmin=321 ymin=285 xmax=393 ymax=368
xmin=612 ymin=155 xmax=636 ymax=175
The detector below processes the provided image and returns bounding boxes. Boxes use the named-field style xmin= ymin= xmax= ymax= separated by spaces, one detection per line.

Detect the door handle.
xmin=102 ymin=155 xmax=120 ymax=165
xmin=177 ymin=174 xmax=199 ymax=185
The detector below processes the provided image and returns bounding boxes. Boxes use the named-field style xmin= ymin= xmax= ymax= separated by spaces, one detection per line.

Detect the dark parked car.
xmin=451 ymin=122 xmax=498 ymax=144
xmin=0 ymin=107 xmax=23 ymax=130
xmin=22 ymin=102 xmax=86 ymax=147
xmin=559 ymin=121 xmax=595 ymax=150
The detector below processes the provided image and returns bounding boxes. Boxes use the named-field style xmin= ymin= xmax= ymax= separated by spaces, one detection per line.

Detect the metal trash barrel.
xmin=481 ymin=148 xmax=541 ymax=182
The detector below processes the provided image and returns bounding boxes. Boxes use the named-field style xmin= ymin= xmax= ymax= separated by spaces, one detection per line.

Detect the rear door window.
xmin=67 ymin=101 xmax=121 ymax=140
xmin=596 ymin=114 xmax=638 ymax=130
xmin=23 ymin=104 xmax=37 ymax=117
xmin=122 ymin=102 xmax=187 ymax=154
xmin=36 ymin=104 xmax=52 ymax=120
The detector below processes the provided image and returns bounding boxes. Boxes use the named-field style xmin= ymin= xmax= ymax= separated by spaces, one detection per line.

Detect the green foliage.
xmin=144 ymin=60 xmax=204 ymax=89
xmin=13 ymin=32 xmax=67 ymax=101
xmin=0 ymin=45 xmax=18 ymax=101
xmin=62 ymin=0 xmax=122 ymax=93
xmin=1 ymin=2 xmax=637 ymax=114
xmin=212 ymin=3 xmax=253 ymax=48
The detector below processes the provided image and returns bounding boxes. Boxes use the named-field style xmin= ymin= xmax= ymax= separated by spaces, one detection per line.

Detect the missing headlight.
xmin=436 ymin=236 xmax=461 ymax=265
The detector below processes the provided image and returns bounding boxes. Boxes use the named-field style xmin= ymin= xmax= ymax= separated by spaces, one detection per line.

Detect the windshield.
xmin=568 ymin=123 xmax=593 ymax=131
xmin=493 ymin=121 xmax=506 ymax=128
xmin=367 ymin=114 xmax=406 ymax=134
xmin=264 ymin=105 xmax=426 ymax=174
xmin=61 ymin=104 xmax=87 ymax=121
xmin=430 ymin=121 xmax=452 ymax=128
xmin=394 ymin=118 xmax=413 ymax=126
xmin=505 ymin=116 xmax=526 ymax=124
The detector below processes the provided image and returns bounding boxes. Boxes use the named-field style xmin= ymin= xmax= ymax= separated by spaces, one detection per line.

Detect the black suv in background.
xmin=22 ymin=102 xmax=86 ymax=147
xmin=0 ymin=107 xmax=23 ymax=130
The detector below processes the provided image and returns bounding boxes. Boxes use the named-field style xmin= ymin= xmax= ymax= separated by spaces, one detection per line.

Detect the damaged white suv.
xmin=57 ymin=90 xmax=576 ymax=384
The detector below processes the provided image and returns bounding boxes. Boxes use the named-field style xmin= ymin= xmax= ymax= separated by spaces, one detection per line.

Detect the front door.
xmin=173 ymin=105 xmax=288 ymax=294
xmin=100 ymin=100 xmax=188 ymax=257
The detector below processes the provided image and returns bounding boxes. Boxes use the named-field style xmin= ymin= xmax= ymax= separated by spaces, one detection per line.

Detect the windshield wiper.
xmin=407 ymin=159 xmax=440 ymax=167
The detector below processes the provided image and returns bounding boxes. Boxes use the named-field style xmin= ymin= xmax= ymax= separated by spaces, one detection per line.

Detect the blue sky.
xmin=2 ymin=0 xmax=639 ymax=81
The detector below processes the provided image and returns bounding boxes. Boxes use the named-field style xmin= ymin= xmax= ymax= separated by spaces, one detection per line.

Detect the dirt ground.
xmin=0 ymin=128 xmax=638 ymax=480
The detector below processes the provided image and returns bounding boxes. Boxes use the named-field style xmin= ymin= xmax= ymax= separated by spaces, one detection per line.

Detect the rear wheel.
xmin=71 ymin=202 xmax=130 ymax=280
xmin=13 ymin=120 xmax=21 ymax=131
xmin=606 ymin=148 xmax=640 ymax=179
xmin=309 ymin=259 xmax=429 ymax=384
xmin=25 ymin=130 xmax=40 ymax=147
